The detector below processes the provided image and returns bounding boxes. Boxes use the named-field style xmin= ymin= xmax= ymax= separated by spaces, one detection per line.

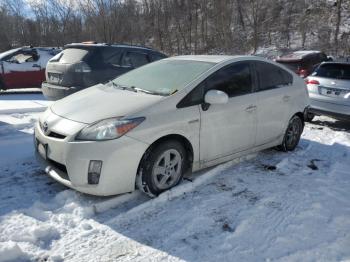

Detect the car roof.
xmin=0 ymin=47 xmax=22 ymax=60
xmin=168 ymin=55 xmax=263 ymax=64
xmin=276 ymin=50 xmax=322 ymax=62
xmin=293 ymin=50 xmax=321 ymax=56
xmin=65 ymin=42 xmax=157 ymax=52
xmin=319 ymin=61 xmax=350 ymax=66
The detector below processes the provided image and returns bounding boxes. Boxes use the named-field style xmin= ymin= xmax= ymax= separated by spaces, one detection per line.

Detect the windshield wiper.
xmin=134 ymin=87 xmax=167 ymax=96
xmin=110 ymin=81 xmax=137 ymax=92
xmin=110 ymin=81 xmax=167 ymax=96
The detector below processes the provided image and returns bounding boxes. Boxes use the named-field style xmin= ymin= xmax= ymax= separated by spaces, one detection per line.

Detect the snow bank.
xmin=0 ymin=241 xmax=29 ymax=262
xmin=0 ymin=111 xmax=349 ymax=261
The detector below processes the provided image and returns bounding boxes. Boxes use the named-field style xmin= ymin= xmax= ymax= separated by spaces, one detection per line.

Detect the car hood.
xmin=51 ymin=84 xmax=164 ymax=124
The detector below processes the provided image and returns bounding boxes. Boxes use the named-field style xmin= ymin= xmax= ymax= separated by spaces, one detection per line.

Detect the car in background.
xmin=305 ymin=62 xmax=350 ymax=121
xmin=276 ymin=50 xmax=331 ymax=78
xmin=34 ymin=55 xmax=309 ymax=196
xmin=41 ymin=42 xmax=167 ymax=100
xmin=0 ymin=47 xmax=61 ymax=90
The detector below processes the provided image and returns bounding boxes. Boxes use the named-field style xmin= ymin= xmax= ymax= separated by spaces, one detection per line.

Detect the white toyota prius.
xmin=34 ymin=56 xmax=309 ymax=196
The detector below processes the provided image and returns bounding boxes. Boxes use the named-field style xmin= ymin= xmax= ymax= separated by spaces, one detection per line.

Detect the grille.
xmin=48 ymin=131 xmax=66 ymax=139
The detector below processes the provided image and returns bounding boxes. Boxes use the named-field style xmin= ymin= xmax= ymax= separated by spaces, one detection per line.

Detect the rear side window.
xmin=256 ymin=61 xmax=293 ymax=91
xmin=312 ymin=63 xmax=350 ymax=80
xmin=206 ymin=62 xmax=253 ymax=97
xmin=122 ymin=52 xmax=149 ymax=68
xmin=101 ymin=47 xmax=122 ymax=66
xmin=60 ymin=48 xmax=89 ymax=63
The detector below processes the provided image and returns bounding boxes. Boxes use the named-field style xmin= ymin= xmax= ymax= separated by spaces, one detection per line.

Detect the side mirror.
xmin=204 ymin=89 xmax=229 ymax=105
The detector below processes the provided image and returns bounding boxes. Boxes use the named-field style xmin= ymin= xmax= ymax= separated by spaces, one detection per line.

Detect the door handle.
xmin=188 ymin=119 xmax=199 ymax=124
xmin=283 ymin=95 xmax=291 ymax=102
xmin=245 ymin=105 xmax=257 ymax=113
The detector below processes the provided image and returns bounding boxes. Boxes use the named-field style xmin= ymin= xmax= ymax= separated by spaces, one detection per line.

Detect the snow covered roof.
xmin=293 ymin=50 xmax=321 ymax=56
xmin=65 ymin=42 xmax=154 ymax=51
xmin=0 ymin=48 xmax=22 ymax=60
xmin=277 ymin=50 xmax=322 ymax=61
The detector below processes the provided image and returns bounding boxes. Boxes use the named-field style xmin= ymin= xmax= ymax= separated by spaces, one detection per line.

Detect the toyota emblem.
xmin=43 ymin=121 xmax=49 ymax=134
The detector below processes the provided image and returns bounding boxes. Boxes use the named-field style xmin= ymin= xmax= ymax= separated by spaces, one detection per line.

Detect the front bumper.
xmin=41 ymin=82 xmax=82 ymax=101
xmin=34 ymin=121 xmax=149 ymax=196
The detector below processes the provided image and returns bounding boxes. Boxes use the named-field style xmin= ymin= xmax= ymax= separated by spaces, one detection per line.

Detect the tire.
xmin=138 ymin=140 xmax=187 ymax=196
xmin=280 ymin=115 xmax=304 ymax=152
xmin=304 ymin=112 xmax=315 ymax=122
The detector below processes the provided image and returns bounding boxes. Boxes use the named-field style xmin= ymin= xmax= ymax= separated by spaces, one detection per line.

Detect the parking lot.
xmin=0 ymin=91 xmax=349 ymax=261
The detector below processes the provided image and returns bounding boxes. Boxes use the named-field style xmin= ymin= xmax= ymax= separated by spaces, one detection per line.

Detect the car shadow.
xmin=310 ymin=117 xmax=350 ymax=133
xmin=0 ymin=92 xmax=45 ymax=101
xmin=87 ymin=138 xmax=350 ymax=261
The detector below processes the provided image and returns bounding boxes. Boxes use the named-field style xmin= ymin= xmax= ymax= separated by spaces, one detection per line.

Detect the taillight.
xmin=74 ymin=62 xmax=91 ymax=73
xmin=305 ymin=79 xmax=319 ymax=85
xmin=298 ymin=69 xmax=308 ymax=78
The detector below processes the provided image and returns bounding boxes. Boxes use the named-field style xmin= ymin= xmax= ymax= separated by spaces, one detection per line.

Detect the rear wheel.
xmin=138 ymin=140 xmax=187 ymax=196
xmin=280 ymin=115 xmax=303 ymax=151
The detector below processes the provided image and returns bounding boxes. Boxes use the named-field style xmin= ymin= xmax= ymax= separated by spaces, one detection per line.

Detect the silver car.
xmin=306 ymin=62 xmax=350 ymax=121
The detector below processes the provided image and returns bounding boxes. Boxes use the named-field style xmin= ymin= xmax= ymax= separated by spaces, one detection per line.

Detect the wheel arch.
xmin=295 ymin=112 xmax=305 ymax=126
xmin=139 ymin=134 xmax=194 ymax=170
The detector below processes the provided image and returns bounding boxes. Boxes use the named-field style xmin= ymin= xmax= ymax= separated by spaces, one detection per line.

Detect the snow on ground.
xmin=0 ymin=91 xmax=51 ymax=114
xmin=0 ymin=93 xmax=350 ymax=262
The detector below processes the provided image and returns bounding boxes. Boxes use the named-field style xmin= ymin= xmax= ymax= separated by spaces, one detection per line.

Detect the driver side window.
xmin=7 ymin=51 xmax=39 ymax=64
xmin=177 ymin=62 xmax=253 ymax=108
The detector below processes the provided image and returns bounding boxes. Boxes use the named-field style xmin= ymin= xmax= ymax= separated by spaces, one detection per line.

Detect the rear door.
xmin=254 ymin=61 xmax=294 ymax=145
xmin=199 ymin=61 xmax=258 ymax=163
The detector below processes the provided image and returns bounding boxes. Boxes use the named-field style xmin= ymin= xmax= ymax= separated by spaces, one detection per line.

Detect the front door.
xmin=199 ymin=61 xmax=258 ymax=163
xmin=2 ymin=50 xmax=42 ymax=89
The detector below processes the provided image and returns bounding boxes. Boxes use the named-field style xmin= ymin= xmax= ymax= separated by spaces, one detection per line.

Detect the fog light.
xmin=88 ymin=160 xmax=102 ymax=185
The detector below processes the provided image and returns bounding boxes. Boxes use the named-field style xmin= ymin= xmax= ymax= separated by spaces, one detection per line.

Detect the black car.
xmin=41 ymin=42 xmax=167 ymax=100
xmin=275 ymin=51 xmax=331 ymax=78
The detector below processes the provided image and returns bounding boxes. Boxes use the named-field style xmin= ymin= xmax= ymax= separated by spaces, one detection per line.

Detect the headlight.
xmin=76 ymin=117 xmax=145 ymax=141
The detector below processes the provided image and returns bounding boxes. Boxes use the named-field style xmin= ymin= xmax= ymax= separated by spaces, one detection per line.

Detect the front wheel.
xmin=280 ymin=115 xmax=303 ymax=151
xmin=138 ymin=140 xmax=187 ymax=196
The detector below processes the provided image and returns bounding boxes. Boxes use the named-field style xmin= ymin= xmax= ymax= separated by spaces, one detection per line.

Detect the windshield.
xmin=59 ymin=48 xmax=89 ymax=63
xmin=312 ymin=63 xmax=350 ymax=80
xmin=112 ymin=59 xmax=215 ymax=95
xmin=0 ymin=48 xmax=21 ymax=61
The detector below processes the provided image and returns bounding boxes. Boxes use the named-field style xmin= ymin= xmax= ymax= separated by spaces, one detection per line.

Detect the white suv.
xmin=34 ymin=56 xmax=309 ymax=196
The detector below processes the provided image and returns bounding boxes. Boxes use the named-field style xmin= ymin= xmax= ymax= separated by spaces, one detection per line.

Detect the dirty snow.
xmin=0 ymin=93 xmax=350 ymax=262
